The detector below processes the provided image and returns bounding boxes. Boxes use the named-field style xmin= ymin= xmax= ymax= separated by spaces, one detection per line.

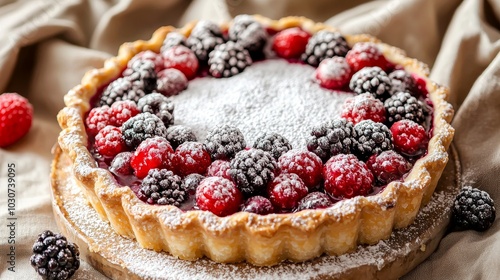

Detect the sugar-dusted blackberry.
xmin=140 ymin=169 xmax=186 ymax=206
xmin=453 ymin=186 xmax=496 ymax=231
xmin=349 ymin=66 xmax=392 ymax=99
xmin=186 ymin=20 xmax=225 ymax=62
xmin=166 ymin=125 xmax=197 ymax=149
xmin=161 ymin=32 xmax=186 ymax=52
xmin=30 ymin=230 xmax=80 ymax=280
xmin=208 ymin=41 xmax=252 ymax=78
xmin=228 ymin=14 xmax=267 ymax=54
xmin=253 ymin=132 xmax=292 ymax=159
xmin=301 ymin=30 xmax=350 ymax=67
xmin=353 ymin=120 xmax=393 ymax=159
xmin=306 ymin=118 xmax=357 ymax=162
xmin=389 ymin=70 xmax=416 ymax=95
xmin=384 ymin=91 xmax=426 ymax=124
xmin=296 ymin=192 xmax=333 ymax=212
xmin=183 ymin=173 xmax=205 ymax=195
xmin=122 ymin=59 xmax=157 ymax=92
xmin=121 ymin=112 xmax=167 ymax=149
xmin=229 ymin=149 xmax=277 ymax=196
xmin=99 ymin=77 xmax=147 ymax=106
xmin=204 ymin=124 xmax=246 ymax=160
xmin=137 ymin=93 xmax=174 ymax=127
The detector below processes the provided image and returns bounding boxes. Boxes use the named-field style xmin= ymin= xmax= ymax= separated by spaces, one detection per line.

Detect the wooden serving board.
xmin=50 ymin=145 xmax=461 ymax=280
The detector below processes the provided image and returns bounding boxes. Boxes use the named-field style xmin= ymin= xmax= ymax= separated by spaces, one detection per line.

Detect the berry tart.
xmin=55 ymin=15 xmax=454 ymax=268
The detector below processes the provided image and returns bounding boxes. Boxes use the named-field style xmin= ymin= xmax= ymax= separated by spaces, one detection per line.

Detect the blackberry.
xmin=306 ymin=118 xmax=357 ymax=162
xmin=229 ymin=149 xmax=277 ymax=196
xmin=30 ymin=230 xmax=80 ymax=280
xmin=122 ymin=59 xmax=157 ymax=92
xmin=453 ymin=186 xmax=496 ymax=231
xmin=186 ymin=20 xmax=225 ymax=62
xmin=161 ymin=32 xmax=186 ymax=52
xmin=204 ymin=124 xmax=246 ymax=160
xmin=137 ymin=93 xmax=174 ymax=127
xmin=349 ymin=66 xmax=392 ymax=99
xmin=353 ymin=120 xmax=393 ymax=159
xmin=228 ymin=14 xmax=267 ymax=54
xmin=301 ymin=30 xmax=350 ymax=67
xmin=183 ymin=173 xmax=205 ymax=195
xmin=140 ymin=169 xmax=186 ymax=206
xmin=166 ymin=125 xmax=197 ymax=149
xmin=253 ymin=132 xmax=292 ymax=159
xmin=389 ymin=70 xmax=416 ymax=95
xmin=208 ymin=41 xmax=252 ymax=78
xmin=384 ymin=91 xmax=426 ymax=124
xmin=99 ymin=77 xmax=147 ymax=106
xmin=121 ymin=112 xmax=167 ymax=149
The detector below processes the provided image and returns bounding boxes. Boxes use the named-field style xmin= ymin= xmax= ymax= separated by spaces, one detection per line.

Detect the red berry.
xmin=162 ymin=45 xmax=199 ymax=80
xmin=110 ymin=100 xmax=140 ymax=127
xmin=323 ymin=154 xmax=373 ymax=199
xmin=196 ymin=177 xmax=242 ymax=216
xmin=272 ymin=27 xmax=310 ymax=59
xmin=86 ymin=106 xmax=112 ymax=137
xmin=278 ymin=150 xmax=322 ymax=189
xmin=174 ymin=142 xmax=212 ymax=176
xmin=411 ymin=73 xmax=429 ymax=96
xmin=95 ymin=125 xmax=126 ymax=157
xmin=296 ymin=192 xmax=333 ymax=212
xmin=314 ymin=57 xmax=352 ymax=90
xmin=267 ymin=173 xmax=308 ymax=210
xmin=129 ymin=50 xmax=165 ymax=72
xmin=346 ymin=42 xmax=389 ymax=72
xmin=0 ymin=93 xmax=33 ymax=147
xmin=109 ymin=152 xmax=134 ymax=176
xmin=241 ymin=196 xmax=274 ymax=215
xmin=206 ymin=160 xmax=232 ymax=181
xmin=341 ymin=93 xmax=386 ymax=125
xmin=366 ymin=151 xmax=412 ymax=185
xmin=390 ymin=120 xmax=428 ymax=155
xmin=157 ymin=68 xmax=188 ymax=96
xmin=130 ymin=136 xmax=174 ymax=179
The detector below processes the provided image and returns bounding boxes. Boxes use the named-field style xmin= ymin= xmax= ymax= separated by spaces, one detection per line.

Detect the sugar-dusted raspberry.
xmin=137 ymin=93 xmax=174 ymax=127
xmin=323 ymin=154 xmax=373 ymax=199
xmin=306 ymin=118 xmax=357 ymax=161
xmin=156 ymin=68 xmax=188 ymax=97
xmin=296 ymin=192 xmax=333 ymax=212
xmin=121 ymin=112 xmax=167 ymax=149
xmin=389 ymin=70 xmax=416 ymax=95
xmin=206 ymin=160 xmax=232 ymax=181
xmin=272 ymin=27 xmax=310 ymax=59
xmin=174 ymin=142 xmax=212 ymax=176
xmin=85 ymin=105 xmax=111 ymax=137
xmin=267 ymin=173 xmax=308 ymax=210
xmin=346 ymin=42 xmax=389 ymax=72
xmin=166 ymin=125 xmax=197 ymax=149
xmin=94 ymin=125 xmax=126 ymax=157
xmin=140 ymin=169 xmax=186 ymax=206
xmin=241 ymin=196 xmax=274 ymax=215
xmin=354 ymin=120 xmax=393 ymax=159
xmin=163 ymin=45 xmax=199 ymax=80
xmin=252 ymin=132 xmax=292 ymax=160
xmin=109 ymin=152 xmax=134 ymax=176
xmin=390 ymin=119 xmax=428 ymax=155
xmin=278 ymin=150 xmax=322 ymax=189
xmin=0 ymin=93 xmax=33 ymax=147
xmin=196 ymin=177 xmax=242 ymax=216
xmin=366 ymin=150 xmax=412 ymax=185
xmin=341 ymin=93 xmax=386 ymax=125
xmin=349 ymin=66 xmax=392 ymax=100
xmin=183 ymin=173 xmax=205 ymax=195
xmin=128 ymin=50 xmax=165 ymax=73
xmin=229 ymin=149 xmax=277 ymax=196
xmin=302 ymin=30 xmax=350 ymax=67
xmin=412 ymin=73 xmax=429 ymax=96
xmin=130 ymin=136 xmax=174 ymax=179
xmin=314 ymin=57 xmax=352 ymax=90
xmin=109 ymin=100 xmax=140 ymax=127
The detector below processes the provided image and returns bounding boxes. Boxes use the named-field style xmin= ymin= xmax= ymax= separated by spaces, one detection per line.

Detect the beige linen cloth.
xmin=0 ymin=0 xmax=499 ymax=279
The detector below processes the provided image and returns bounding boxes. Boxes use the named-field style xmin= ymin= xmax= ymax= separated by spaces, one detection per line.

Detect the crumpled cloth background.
xmin=0 ymin=0 xmax=499 ymax=279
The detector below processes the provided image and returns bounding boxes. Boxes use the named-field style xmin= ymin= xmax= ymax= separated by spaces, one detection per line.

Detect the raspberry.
xmin=384 ymin=91 xmax=426 ymax=124
xmin=208 ymin=41 xmax=252 ymax=78
xmin=162 ymin=45 xmax=199 ymax=80
xmin=109 ymin=152 xmax=134 ymax=176
xmin=206 ymin=160 xmax=232 ymax=181
xmin=241 ymin=196 xmax=274 ymax=215
xmin=121 ymin=112 xmax=167 ymax=149
xmin=341 ymin=93 xmax=386 ymax=125
xmin=183 ymin=173 xmax=205 ymax=195
xmin=95 ymin=126 xmax=126 ymax=157
xmin=196 ymin=177 xmax=242 ymax=216
xmin=278 ymin=150 xmax=323 ymax=189
xmin=302 ymin=30 xmax=350 ymax=66
xmin=346 ymin=42 xmax=389 ymax=72
xmin=109 ymin=100 xmax=140 ymax=127
xmin=166 ymin=125 xmax=197 ymax=149
xmin=296 ymin=192 xmax=333 ymax=212
xmin=122 ymin=58 xmax=157 ymax=93
xmin=306 ymin=118 xmax=357 ymax=161
xmin=267 ymin=173 xmax=308 ymax=210
xmin=228 ymin=15 xmax=267 ymax=54
xmin=314 ymin=57 xmax=352 ymax=90
xmin=349 ymin=66 xmax=392 ymax=99
xmin=323 ymin=154 xmax=373 ymax=199
xmin=272 ymin=27 xmax=310 ymax=59
xmin=99 ymin=77 xmax=147 ymax=106
xmin=452 ymin=186 xmax=496 ymax=231
xmin=252 ymin=132 xmax=292 ymax=160
xmin=161 ymin=32 xmax=186 ymax=52
xmin=0 ymin=93 xmax=33 ymax=147
xmin=204 ymin=124 xmax=246 ymax=160
xmin=130 ymin=136 xmax=174 ymax=179
xmin=412 ymin=73 xmax=429 ymax=96
xmin=229 ymin=149 xmax=277 ymax=196
xmin=137 ymin=93 xmax=174 ymax=127
xmin=390 ymin=120 xmax=428 ymax=156
xmin=128 ymin=50 xmax=165 ymax=72
xmin=389 ymin=70 xmax=416 ymax=95
xmin=366 ymin=151 xmax=412 ymax=185
xmin=354 ymin=120 xmax=393 ymax=159
xmin=186 ymin=20 xmax=225 ymax=62
xmin=85 ymin=105 xmax=111 ymax=137
xmin=174 ymin=142 xmax=212 ymax=176
xmin=156 ymin=68 xmax=188 ymax=97
xmin=140 ymin=169 xmax=186 ymax=206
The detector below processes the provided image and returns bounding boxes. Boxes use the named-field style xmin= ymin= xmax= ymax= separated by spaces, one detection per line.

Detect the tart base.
xmin=50 ymin=144 xmax=461 ymax=280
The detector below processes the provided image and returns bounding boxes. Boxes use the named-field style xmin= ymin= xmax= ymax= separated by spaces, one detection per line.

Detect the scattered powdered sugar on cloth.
xmin=170 ymin=59 xmax=353 ymax=148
